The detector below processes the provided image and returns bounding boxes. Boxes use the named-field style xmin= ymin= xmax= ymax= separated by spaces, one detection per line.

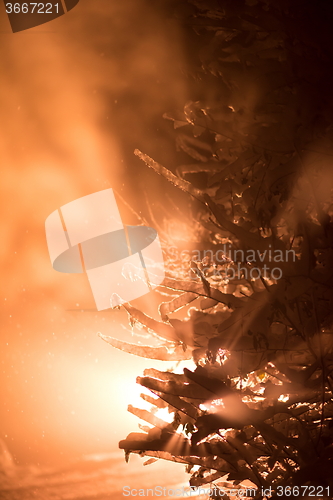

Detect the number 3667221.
xmin=5 ymin=3 xmax=59 ymax=14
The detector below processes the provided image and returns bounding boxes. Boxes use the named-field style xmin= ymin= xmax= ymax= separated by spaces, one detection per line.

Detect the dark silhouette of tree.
xmin=102 ymin=1 xmax=333 ymax=498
